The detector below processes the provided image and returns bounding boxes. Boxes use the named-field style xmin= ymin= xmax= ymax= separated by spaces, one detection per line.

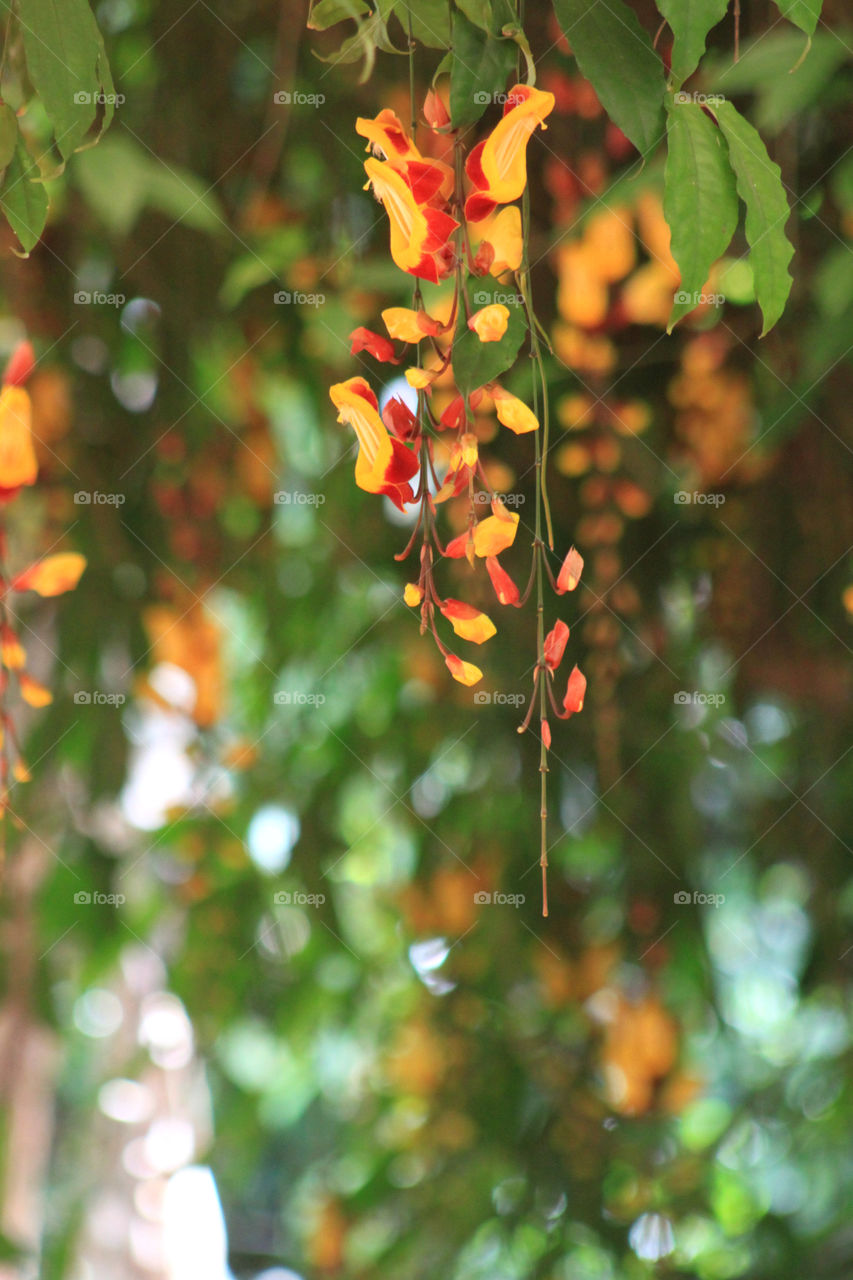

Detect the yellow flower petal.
xmin=468 ymin=304 xmax=510 ymax=343
xmin=445 ymin=654 xmax=483 ymax=686
xmin=472 ymin=512 xmax=519 ymax=557
xmin=404 ymin=583 xmax=423 ymax=606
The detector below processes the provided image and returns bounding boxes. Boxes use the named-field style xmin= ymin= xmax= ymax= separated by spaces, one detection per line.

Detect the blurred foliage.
xmin=0 ymin=1 xmax=852 ymax=1279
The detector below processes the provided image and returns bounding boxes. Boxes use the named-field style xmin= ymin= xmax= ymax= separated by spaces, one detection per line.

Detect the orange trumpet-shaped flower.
xmin=485 ymin=556 xmax=520 ymax=605
xmin=364 ymin=157 xmax=458 ymax=284
xmin=563 ymin=664 xmax=587 ymax=714
xmin=490 ymin=384 xmax=539 ymax=434
xmin=440 ymin=599 xmax=497 ymax=644
xmin=445 ymin=653 xmax=483 ymax=686
xmin=330 ymin=377 xmax=419 ymax=510
xmin=357 ymin=109 xmax=453 ymax=202
xmin=12 ymin=552 xmax=86 ymax=596
xmin=465 ymin=85 xmax=555 ymax=222
xmin=470 ymin=207 xmax=523 ymax=275
xmin=556 ymin=546 xmax=584 ymax=593
xmin=0 ymin=624 xmax=25 ymax=669
xmin=382 ymin=307 xmax=442 ymax=343
xmin=445 ymin=512 xmax=519 ymax=560
xmin=19 ymin=673 xmax=52 ymax=707
xmin=349 ymin=327 xmax=398 ymax=364
xmin=468 ymin=304 xmax=510 ymax=343
xmin=0 ymin=386 xmax=38 ymax=500
xmin=544 ymin=620 xmax=569 ymax=671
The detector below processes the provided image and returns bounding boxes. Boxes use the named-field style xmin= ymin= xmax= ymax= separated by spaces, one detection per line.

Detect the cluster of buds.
xmin=329 ymin=85 xmax=587 ymax=727
xmin=0 ymin=341 xmax=86 ymax=813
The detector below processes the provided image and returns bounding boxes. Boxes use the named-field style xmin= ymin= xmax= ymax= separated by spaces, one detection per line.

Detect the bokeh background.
xmin=1 ymin=1 xmax=852 ymax=1278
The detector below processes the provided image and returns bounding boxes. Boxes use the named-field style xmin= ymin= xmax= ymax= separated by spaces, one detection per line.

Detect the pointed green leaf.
xmin=394 ymin=0 xmax=452 ymax=48
xmin=18 ymin=0 xmax=116 ymax=161
xmin=0 ymin=135 xmax=49 ymax=252
xmin=664 ymin=99 xmax=738 ymax=330
xmin=307 ymin=0 xmax=369 ymax=29
xmin=714 ymin=101 xmax=794 ymax=334
xmin=0 ymin=105 xmax=18 ymax=172
xmin=772 ymin=0 xmax=822 ymax=36
xmin=656 ymin=0 xmax=731 ymax=85
xmin=552 ymin=0 xmax=666 ymax=154
xmin=449 ymin=11 xmax=516 ymax=128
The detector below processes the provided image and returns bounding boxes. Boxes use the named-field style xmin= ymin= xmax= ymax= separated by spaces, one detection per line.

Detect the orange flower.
xmin=0 ymin=624 xmax=25 ymax=669
xmin=349 ymin=327 xmax=398 ymax=363
xmin=490 ymin=384 xmax=539 ymax=434
xmin=0 ymin=386 xmax=38 ymax=500
xmin=13 ymin=552 xmax=86 ymax=596
xmin=19 ymin=673 xmax=52 ymax=707
xmin=468 ymin=304 xmax=509 ymax=343
xmin=470 ymin=207 xmax=523 ymax=274
xmin=465 ymin=85 xmax=555 ymax=222
xmin=543 ymin=620 xmax=569 ymax=671
xmin=440 ymin=599 xmax=496 ymax=644
xmin=473 ymin=511 xmax=519 ymax=557
xmin=364 ymin=157 xmax=458 ymax=284
xmin=556 ymin=546 xmax=584 ymax=593
xmin=330 ymin=377 xmax=418 ymax=509
xmin=3 ymin=340 xmax=35 ymax=388
xmin=382 ymin=307 xmax=442 ymax=343
xmin=357 ymin=109 xmax=453 ymax=202
xmin=445 ymin=654 xmax=483 ymax=686
xmin=485 ymin=555 xmax=520 ymax=605
xmin=563 ymin=664 xmax=587 ymax=714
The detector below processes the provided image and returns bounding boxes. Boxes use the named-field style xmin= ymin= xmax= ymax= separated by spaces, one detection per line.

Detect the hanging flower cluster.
xmin=330 ymin=84 xmax=588 ymax=911
xmin=0 ymin=340 xmax=86 ymax=817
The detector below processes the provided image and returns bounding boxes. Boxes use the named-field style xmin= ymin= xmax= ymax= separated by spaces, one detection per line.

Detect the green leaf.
xmin=0 ymin=135 xmax=49 ymax=252
xmin=73 ymin=134 xmax=225 ymax=237
xmin=449 ymin=12 xmax=516 ymax=128
xmin=18 ymin=0 xmax=115 ymax=161
xmin=552 ymin=0 xmax=666 ymax=154
xmin=656 ymin=0 xmax=731 ymax=85
xmin=714 ymin=101 xmax=794 ymax=335
xmin=307 ymin=0 xmax=370 ymax=29
xmin=664 ymin=99 xmax=738 ymax=330
xmin=455 ymin=0 xmax=491 ymax=29
xmin=701 ymin=31 xmax=845 ymax=135
xmin=394 ymin=0 xmax=452 ymax=47
xmin=452 ymin=277 xmax=527 ymax=397
xmin=772 ymin=0 xmax=822 ymax=36
xmin=0 ymin=105 xmax=18 ymax=172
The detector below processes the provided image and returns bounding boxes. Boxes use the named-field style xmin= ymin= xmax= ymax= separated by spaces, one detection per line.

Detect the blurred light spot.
xmin=379 ymin=374 xmax=417 ymax=416
xmin=254 ymin=1270 xmax=304 ymax=1280
xmin=628 ymin=1212 xmax=675 ymax=1261
xmin=74 ymin=988 xmax=123 ymax=1038
xmin=99 ymin=1078 xmax=155 ymax=1124
xmin=145 ymin=1117 xmax=195 ymax=1173
xmin=162 ymin=1167 xmax=230 ymax=1280
xmin=121 ymin=297 xmax=161 ymax=335
xmin=138 ymin=993 xmax=194 ymax=1069
xmin=129 ymin=1217 xmax=165 ymax=1271
xmin=88 ymin=1192 xmax=129 ymax=1248
xmin=745 ymin=701 xmax=791 ymax=744
xmin=257 ymin=908 xmax=311 ymax=959
xmin=247 ymin=804 xmax=300 ymax=874
xmin=71 ymin=334 xmax=109 ymax=374
xmin=409 ymin=937 xmax=449 ymax=975
xmin=111 ymin=369 xmax=158 ymax=412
